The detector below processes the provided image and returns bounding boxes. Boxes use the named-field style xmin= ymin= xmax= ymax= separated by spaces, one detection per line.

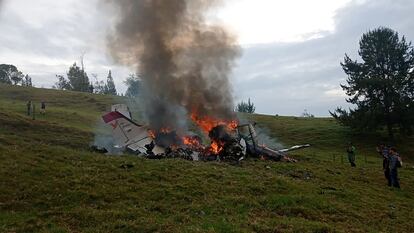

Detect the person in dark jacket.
xmin=40 ymin=101 xmax=46 ymax=115
xmin=26 ymin=100 xmax=32 ymax=116
xmin=388 ymin=147 xmax=402 ymax=188
xmin=347 ymin=142 xmax=356 ymax=167
xmin=377 ymin=144 xmax=391 ymax=186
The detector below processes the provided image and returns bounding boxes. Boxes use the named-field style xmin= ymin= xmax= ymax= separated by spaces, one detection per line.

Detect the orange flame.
xmin=210 ymin=141 xmax=223 ymax=154
xmin=183 ymin=136 xmax=203 ymax=148
xmin=148 ymin=112 xmax=238 ymax=155
xmin=190 ymin=113 xmax=238 ymax=133
xmin=148 ymin=128 xmax=173 ymax=139
xmin=190 ymin=111 xmax=238 ymax=155
xmin=148 ymin=130 xmax=156 ymax=139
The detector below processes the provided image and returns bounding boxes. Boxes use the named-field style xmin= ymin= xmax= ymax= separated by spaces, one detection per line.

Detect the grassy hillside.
xmin=1 ymin=84 xmax=413 ymax=233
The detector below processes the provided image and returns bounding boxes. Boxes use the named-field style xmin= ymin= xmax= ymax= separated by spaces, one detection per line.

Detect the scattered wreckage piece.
xmin=97 ymin=105 xmax=310 ymax=163
xmin=90 ymin=145 xmax=108 ymax=154
xmin=236 ymin=123 xmax=310 ymax=162
xmin=146 ymin=145 xmax=196 ymax=161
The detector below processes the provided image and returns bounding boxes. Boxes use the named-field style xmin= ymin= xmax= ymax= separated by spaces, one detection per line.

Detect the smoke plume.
xmin=106 ymin=0 xmax=240 ymax=132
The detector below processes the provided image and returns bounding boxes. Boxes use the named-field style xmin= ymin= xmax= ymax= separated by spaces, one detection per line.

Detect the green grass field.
xmin=1 ymin=84 xmax=413 ymax=233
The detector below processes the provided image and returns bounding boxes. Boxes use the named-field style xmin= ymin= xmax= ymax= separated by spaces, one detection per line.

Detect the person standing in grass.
xmin=40 ymin=101 xmax=46 ymax=115
xmin=26 ymin=100 xmax=32 ymax=116
xmin=388 ymin=147 xmax=402 ymax=189
xmin=377 ymin=143 xmax=391 ymax=186
xmin=347 ymin=142 xmax=356 ymax=167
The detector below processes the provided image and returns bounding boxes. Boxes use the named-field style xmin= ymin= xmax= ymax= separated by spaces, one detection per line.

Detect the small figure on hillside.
xmin=388 ymin=147 xmax=402 ymax=189
xmin=377 ymin=143 xmax=391 ymax=186
xmin=127 ymin=106 xmax=132 ymax=119
xmin=346 ymin=142 xmax=356 ymax=167
xmin=40 ymin=101 xmax=46 ymax=115
xmin=26 ymin=100 xmax=32 ymax=116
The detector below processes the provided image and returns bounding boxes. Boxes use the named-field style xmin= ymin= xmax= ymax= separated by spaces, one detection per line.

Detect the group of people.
xmin=377 ymin=144 xmax=403 ymax=188
xmin=26 ymin=100 xmax=46 ymax=116
xmin=346 ymin=142 xmax=403 ymax=188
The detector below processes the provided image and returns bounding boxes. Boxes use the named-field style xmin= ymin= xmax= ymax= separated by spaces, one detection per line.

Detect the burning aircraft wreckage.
xmin=95 ymin=0 xmax=310 ymax=162
xmin=94 ymin=104 xmax=310 ymax=163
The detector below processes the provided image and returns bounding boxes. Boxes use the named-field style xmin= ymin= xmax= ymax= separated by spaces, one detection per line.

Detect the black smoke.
xmin=105 ymin=0 xmax=240 ymax=133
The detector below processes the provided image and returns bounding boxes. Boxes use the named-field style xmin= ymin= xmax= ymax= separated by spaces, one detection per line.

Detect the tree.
xmin=93 ymin=79 xmax=107 ymax=94
xmin=88 ymin=83 xmax=94 ymax=93
xmin=330 ymin=27 xmax=414 ymax=138
xmin=22 ymin=74 xmax=32 ymax=87
xmin=0 ymin=64 xmax=17 ymax=84
xmin=0 ymin=64 xmax=31 ymax=86
xmin=301 ymin=109 xmax=314 ymax=118
xmin=91 ymin=72 xmax=117 ymax=95
xmin=67 ymin=63 xmax=90 ymax=92
xmin=91 ymin=73 xmax=106 ymax=94
xmin=10 ymin=70 xmax=24 ymax=85
xmin=54 ymin=63 xmax=91 ymax=92
xmin=54 ymin=75 xmax=71 ymax=90
xmin=105 ymin=70 xmax=117 ymax=95
xmin=124 ymin=74 xmax=142 ymax=97
xmin=236 ymin=98 xmax=256 ymax=113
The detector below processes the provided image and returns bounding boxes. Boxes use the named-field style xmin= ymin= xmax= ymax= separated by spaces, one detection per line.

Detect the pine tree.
xmin=22 ymin=75 xmax=32 ymax=87
xmin=236 ymin=98 xmax=256 ymax=113
xmin=105 ymin=70 xmax=117 ymax=95
xmin=67 ymin=63 xmax=90 ymax=92
xmin=331 ymin=27 xmax=414 ymax=138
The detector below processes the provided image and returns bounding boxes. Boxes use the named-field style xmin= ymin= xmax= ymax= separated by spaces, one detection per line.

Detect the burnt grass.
xmin=1 ymin=84 xmax=414 ymax=233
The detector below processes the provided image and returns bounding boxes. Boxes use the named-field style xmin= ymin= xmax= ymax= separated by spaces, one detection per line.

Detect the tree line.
xmin=0 ymin=61 xmax=143 ymax=98
xmin=54 ymin=62 xmax=117 ymax=95
xmin=54 ymin=62 xmax=144 ymax=97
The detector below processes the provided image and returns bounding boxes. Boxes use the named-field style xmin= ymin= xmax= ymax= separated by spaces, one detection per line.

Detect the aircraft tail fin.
xmin=102 ymin=111 xmax=158 ymax=154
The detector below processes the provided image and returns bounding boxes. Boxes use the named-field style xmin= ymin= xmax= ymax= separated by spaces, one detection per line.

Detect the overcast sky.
xmin=1 ymin=0 xmax=413 ymax=116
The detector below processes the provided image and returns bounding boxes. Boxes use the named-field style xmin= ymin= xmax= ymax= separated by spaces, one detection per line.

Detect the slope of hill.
xmin=1 ymin=84 xmax=413 ymax=233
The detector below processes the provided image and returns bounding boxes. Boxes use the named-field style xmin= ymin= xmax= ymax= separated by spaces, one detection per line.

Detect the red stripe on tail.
xmin=102 ymin=111 xmax=124 ymax=123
